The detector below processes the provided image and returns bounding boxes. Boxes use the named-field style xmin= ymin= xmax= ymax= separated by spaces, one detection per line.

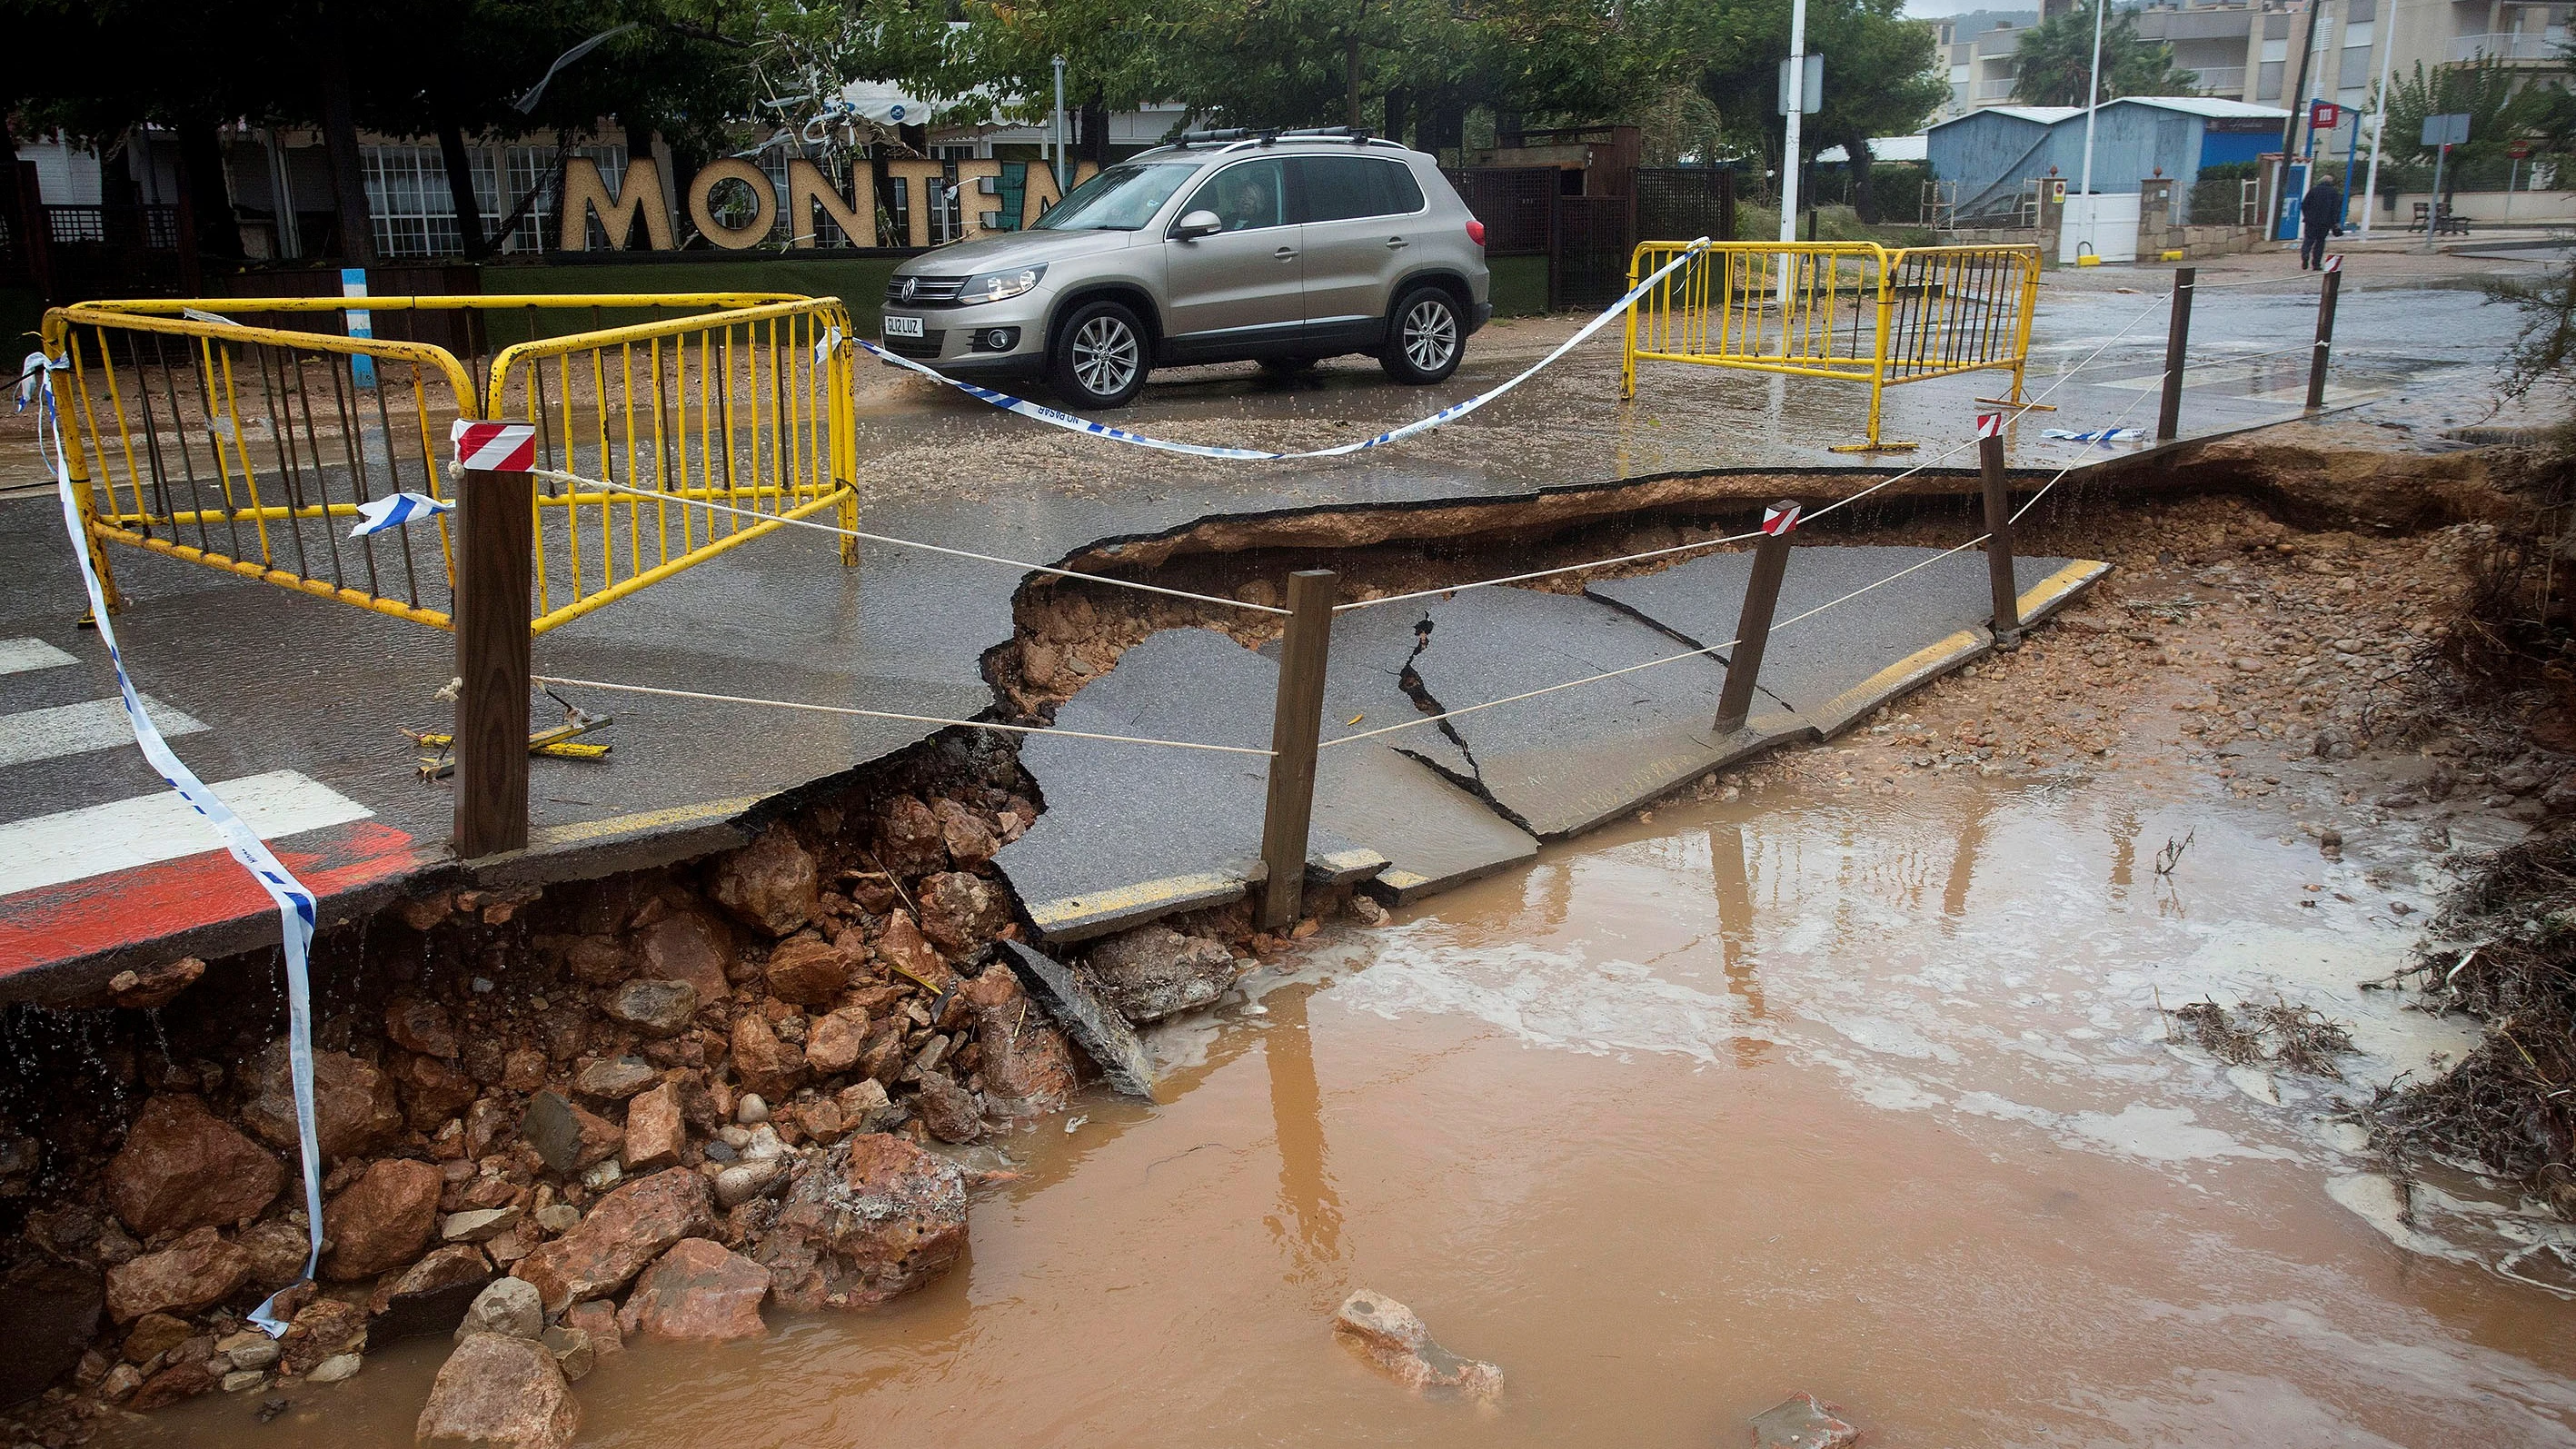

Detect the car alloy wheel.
xmin=1401 ymin=297 xmax=1458 ymax=374
xmin=1071 ymin=315 xmax=1140 ymax=399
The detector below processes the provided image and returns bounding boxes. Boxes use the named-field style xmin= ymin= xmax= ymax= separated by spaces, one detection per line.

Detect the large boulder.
xmin=917 ymin=872 xmax=1012 ymax=956
xmin=372 ymin=1245 xmax=494 ymax=1342
xmin=749 ymin=1134 xmax=967 ymax=1312
xmin=707 ymin=828 xmax=819 ymax=938
xmin=872 ymin=796 xmax=947 ymax=878
xmin=621 ymin=1082 xmax=685 ymax=1173
xmin=616 ymin=1238 xmax=770 ymax=1342
xmin=104 ymin=1095 xmax=284 ymax=1236
xmin=804 ymin=1007 xmax=870 ymax=1076
xmin=104 ymin=1226 xmax=252 ymax=1323
xmin=604 ymin=978 xmax=698 ymax=1037
xmin=384 ymin=998 xmax=461 ymax=1058
xmin=929 ymin=799 xmax=998 ymax=869
xmin=521 ymin=1092 xmax=623 ymax=1175
xmin=871 ymin=913 xmax=951 ymax=989
xmin=912 ymin=1072 xmax=984 ymax=1144
xmin=1084 ymin=926 xmax=1244 ymax=1022
xmin=391 ymin=1053 xmax=481 ymax=1131
xmin=240 ymin=1042 xmax=403 ymax=1162
xmin=960 ymin=966 xmax=1077 ymax=1118
xmin=415 ymin=1333 xmax=578 ymax=1449
xmin=512 ymin=1168 xmax=715 ymax=1313
xmin=454 ymin=1277 xmax=543 ymax=1342
xmin=322 ymin=1158 xmax=444 ymax=1280
xmin=729 ymin=1014 xmax=807 ymax=1100
xmin=764 ymin=937 xmax=856 ymax=1007
xmin=635 ymin=908 xmax=733 ymax=1009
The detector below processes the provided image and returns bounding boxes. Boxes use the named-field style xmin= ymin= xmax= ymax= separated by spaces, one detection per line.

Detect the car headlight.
xmin=961 ymin=265 xmax=1046 ymax=303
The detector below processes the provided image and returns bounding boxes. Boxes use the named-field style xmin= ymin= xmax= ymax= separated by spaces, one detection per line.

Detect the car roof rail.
xmin=1169 ymin=124 xmax=1407 ymax=154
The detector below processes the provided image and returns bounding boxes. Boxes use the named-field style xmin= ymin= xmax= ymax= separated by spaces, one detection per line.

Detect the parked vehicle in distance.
xmin=879 ymin=128 xmax=1492 ymax=409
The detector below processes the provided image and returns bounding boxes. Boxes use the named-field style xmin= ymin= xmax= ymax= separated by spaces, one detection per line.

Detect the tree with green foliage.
xmin=2384 ymin=58 xmax=2561 ymax=168
xmin=2010 ymin=0 xmax=2197 ymax=107
xmin=1678 ymin=0 xmax=1945 ymax=222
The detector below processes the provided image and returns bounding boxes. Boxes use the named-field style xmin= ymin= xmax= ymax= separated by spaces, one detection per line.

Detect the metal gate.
xmin=43 ymin=293 xmax=858 ymax=634
xmin=1619 ymin=240 xmax=2042 ymax=452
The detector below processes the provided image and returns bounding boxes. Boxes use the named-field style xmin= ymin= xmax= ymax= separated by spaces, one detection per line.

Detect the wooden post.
xmin=1979 ymin=432 xmax=2022 ymax=646
xmin=1715 ymin=502 xmax=1798 ymax=733
xmin=1258 ymin=570 xmax=1337 ymax=931
xmin=15 ymin=161 xmax=55 ymax=308
xmin=2156 ymin=265 xmax=2194 ymax=442
xmin=2306 ymin=263 xmax=2341 ymax=411
xmin=453 ymin=463 xmax=534 ymax=858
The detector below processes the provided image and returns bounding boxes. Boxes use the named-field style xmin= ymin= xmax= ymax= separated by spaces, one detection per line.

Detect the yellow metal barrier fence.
xmin=1618 ymin=240 xmax=2042 ymax=452
xmin=41 ymin=293 xmax=858 ymax=635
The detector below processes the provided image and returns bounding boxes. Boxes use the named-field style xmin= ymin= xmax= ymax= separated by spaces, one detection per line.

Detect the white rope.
xmin=1336 ymin=526 xmax=1770 ymax=613
xmin=1783 ymin=285 xmax=2176 ymax=531
xmin=1336 ymin=289 xmax=2179 ymax=615
xmin=2011 ymin=364 xmax=2167 ymax=524
xmin=533 ymin=674 xmax=1278 ymax=756
xmin=1315 ymin=636 xmax=1745 ymax=748
xmin=543 ymin=471 xmax=1292 ymax=617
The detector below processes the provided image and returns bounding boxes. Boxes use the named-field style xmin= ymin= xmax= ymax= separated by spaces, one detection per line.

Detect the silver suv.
xmin=879 ymin=130 xmax=1492 ymax=409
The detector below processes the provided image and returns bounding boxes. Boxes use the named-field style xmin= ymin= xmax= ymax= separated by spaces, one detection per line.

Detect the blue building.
xmin=1927 ymin=97 xmax=2289 ymax=223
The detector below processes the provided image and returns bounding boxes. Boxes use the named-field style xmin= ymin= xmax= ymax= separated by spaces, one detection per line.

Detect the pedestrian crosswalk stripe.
xmin=0 ymin=769 xmax=372 ymax=897
xmin=0 ymin=639 xmax=76 ymax=677
xmin=0 ymin=696 xmax=207 ymax=770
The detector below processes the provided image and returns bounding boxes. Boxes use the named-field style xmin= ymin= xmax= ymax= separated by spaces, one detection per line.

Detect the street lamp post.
xmin=1778 ymin=0 xmax=1809 ymax=244
xmin=2078 ymin=0 xmax=2106 ymax=202
xmin=1053 ymin=55 xmax=1069 ymax=190
xmin=2361 ymin=0 xmax=2398 ymax=237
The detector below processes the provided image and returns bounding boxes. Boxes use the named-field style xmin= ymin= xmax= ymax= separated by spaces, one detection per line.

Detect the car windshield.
xmin=1034 ymin=162 xmax=1198 ymax=231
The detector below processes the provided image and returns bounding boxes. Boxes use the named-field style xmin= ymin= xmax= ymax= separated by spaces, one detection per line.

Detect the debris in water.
xmin=1331 ymin=1290 xmax=1501 ymax=1397
xmin=1749 ymin=1391 xmax=1860 ymax=1448
xmin=2166 ymin=997 xmax=2356 ymax=1077
xmin=2154 ymin=829 xmax=2197 ymax=876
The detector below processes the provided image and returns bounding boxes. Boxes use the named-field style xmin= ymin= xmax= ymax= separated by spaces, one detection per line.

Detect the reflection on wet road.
xmin=122 ymin=759 xmax=2576 ymax=1449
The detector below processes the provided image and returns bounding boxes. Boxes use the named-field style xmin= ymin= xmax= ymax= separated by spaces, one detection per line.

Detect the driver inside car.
xmin=1220 ymin=173 xmax=1276 ymax=231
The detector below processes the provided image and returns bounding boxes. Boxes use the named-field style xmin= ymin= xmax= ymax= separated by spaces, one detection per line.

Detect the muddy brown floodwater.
xmin=113 ymin=755 xmax=2576 ymax=1447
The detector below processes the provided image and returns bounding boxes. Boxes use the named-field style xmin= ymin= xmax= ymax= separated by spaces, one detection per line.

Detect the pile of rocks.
xmin=0 ymin=735 xmax=1316 ymax=1444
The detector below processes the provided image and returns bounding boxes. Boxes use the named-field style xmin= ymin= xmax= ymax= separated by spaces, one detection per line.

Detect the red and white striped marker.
xmin=2323 ymin=254 xmax=2342 ymax=273
xmin=449 ymin=419 xmax=537 ymax=472
xmin=1762 ymin=501 xmax=1801 ymax=536
xmin=1974 ymin=412 xmax=2005 ymax=439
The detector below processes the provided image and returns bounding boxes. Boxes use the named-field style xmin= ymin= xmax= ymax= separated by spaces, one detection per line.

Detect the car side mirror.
xmin=1173 ymin=209 xmax=1222 ymax=240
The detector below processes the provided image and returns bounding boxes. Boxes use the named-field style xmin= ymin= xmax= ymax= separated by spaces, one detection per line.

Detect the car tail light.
xmin=1466 ymin=219 xmax=1487 ymax=247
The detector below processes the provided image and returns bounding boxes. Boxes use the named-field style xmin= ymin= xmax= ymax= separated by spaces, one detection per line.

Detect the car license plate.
xmin=882 ymin=314 xmax=924 ymax=339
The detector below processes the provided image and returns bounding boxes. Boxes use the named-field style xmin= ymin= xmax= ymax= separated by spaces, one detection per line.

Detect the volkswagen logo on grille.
xmin=900 ymin=276 xmax=919 ymax=302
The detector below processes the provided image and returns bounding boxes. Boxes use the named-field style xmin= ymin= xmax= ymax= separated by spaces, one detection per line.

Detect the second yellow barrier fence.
xmin=1619 ymin=240 xmax=2042 ymax=452
xmin=44 ymin=293 xmax=858 ymax=636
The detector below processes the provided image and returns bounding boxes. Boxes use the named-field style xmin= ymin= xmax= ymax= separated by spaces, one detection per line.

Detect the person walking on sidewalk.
xmin=2301 ymin=174 xmax=2344 ymax=271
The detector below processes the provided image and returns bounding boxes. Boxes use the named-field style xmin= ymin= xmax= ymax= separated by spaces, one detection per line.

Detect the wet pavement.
xmin=999 ymin=547 xmax=2104 ymax=940
xmin=100 ymin=750 xmax=2576 ymax=1449
xmin=0 ymin=257 xmax=2530 ymax=995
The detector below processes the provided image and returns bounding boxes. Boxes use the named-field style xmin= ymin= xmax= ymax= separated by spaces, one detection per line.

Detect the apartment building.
xmin=1939 ymin=0 xmax=2566 ymax=160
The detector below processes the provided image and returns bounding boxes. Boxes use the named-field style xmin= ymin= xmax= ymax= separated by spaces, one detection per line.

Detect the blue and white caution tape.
xmin=349 ymin=491 xmax=452 ymax=537
xmin=36 ymin=374 xmax=325 ymax=1338
xmin=2041 ymin=427 xmax=2143 ymax=444
xmin=855 ymin=238 xmax=1715 ymax=460
xmin=15 ymin=350 xmax=63 ymax=410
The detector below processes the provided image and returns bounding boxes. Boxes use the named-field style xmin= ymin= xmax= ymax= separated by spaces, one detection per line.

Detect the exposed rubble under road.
xmin=2 ymin=413 xmax=2569 ymax=1444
